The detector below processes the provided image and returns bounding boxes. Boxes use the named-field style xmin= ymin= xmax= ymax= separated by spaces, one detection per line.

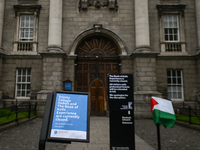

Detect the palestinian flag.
xmin=151 ymin=96 xmax=176 ymax=128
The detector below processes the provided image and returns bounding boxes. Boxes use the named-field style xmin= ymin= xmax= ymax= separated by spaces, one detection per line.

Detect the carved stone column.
xmin=47 ymin=0 xmax=63 ymax=52
xmin=135 ymin=0 xmax=150 ymax=51
xmin=0 ymin=0 xmax=5 ymax=52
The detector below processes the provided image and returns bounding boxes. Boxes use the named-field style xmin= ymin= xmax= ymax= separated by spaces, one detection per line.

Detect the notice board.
xmin=108 ymin=74 xmax=135 ymax=150
xmin=47 ymin=91 xmax=90 ymax=143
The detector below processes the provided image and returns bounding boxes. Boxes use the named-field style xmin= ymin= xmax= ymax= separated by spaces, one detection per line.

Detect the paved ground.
xmin=0 ymin=117 xmax=199 ymax=150
xmin=135 ymin=119 xmax=200 ymax=150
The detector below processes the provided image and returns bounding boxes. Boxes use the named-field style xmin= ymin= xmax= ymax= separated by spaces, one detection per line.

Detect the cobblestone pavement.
xmin=0 ymin=117 xmax=199 ymax=150
xmin=135 ymin=119 xmax=200 ymax=150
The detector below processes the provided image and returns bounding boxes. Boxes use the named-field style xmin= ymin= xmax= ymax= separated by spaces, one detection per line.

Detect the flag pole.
xmin=157 ymin=124 xmax=161 ymax=150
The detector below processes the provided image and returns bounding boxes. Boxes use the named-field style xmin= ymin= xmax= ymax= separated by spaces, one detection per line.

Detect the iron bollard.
xmin=189 ymin=106 xmax=191 ymax=124
xmin=28 ymin=103 xmax=31 ymax=119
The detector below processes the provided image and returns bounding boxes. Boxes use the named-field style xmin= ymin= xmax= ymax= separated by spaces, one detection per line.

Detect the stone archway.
xmin=69 ymin=26 xmax=127 ymax=56
xmin=74 ymin=35 xmax=120 ymax=115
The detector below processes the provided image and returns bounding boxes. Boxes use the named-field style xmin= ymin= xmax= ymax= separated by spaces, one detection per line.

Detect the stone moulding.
xmin=69 ymin=26 xmax=127 ymax=56
xmin=13 ymin=4 xmax=42 ymax=16
xmin=156 ymin=4 xmax=187 ymax=17
xmin=79 ymin=0 xmax=118 ymax=11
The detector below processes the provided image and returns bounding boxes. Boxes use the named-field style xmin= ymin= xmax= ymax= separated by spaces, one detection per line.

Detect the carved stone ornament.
xmin=79 ymin=0 xmax=118 ymax=11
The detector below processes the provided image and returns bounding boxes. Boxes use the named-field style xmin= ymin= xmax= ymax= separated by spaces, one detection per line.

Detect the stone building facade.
xmin=0 ymin=0 xmax=200 ymax=117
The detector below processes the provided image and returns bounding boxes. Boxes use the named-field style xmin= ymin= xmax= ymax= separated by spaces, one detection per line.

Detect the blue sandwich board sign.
xmin=48 ymin=92 xmax=90 ymax=142
xmin=39 ymin=91 xmax=90 ymax=150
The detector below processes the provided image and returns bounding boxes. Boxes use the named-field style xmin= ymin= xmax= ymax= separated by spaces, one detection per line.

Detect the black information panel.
xmin=108 ymin=74 xmax=135 ymax=150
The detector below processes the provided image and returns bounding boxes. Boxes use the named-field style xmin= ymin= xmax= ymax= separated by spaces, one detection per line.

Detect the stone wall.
xmin=156 ymin=57 xmax=198 ymax=101
xmin=63 ymin=56 xmax=76 ymax=90
xmin=134 ymin=56 xmax=157 ymax=92
xmin=0 ymin=56 xmax=42 ymax=99
xmin=41 ymin=55 xmax=64 ymax=91
xmin=120 ymin=56 xmax=134 ymax=74
xmin=63 ymin=0 xmax=135 ymax=54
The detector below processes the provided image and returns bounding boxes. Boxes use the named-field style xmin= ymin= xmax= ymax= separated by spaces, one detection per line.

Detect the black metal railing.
xmin=0 ymin=100 xmax=37 ymax=125
xmin=174 ymin=103 xmax=200 ymax=125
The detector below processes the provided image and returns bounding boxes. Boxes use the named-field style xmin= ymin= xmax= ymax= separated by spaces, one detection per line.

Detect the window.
xmin=164 ymin=14 xmax=179 ymax=42
xmin=13 ymin=5 xmax=42 ymax=54
xmin=167 ymin=70 xmax=184 ymax=101
xmin=19 ymin=15 xmax=34 ymax=41
xmin=15 ymin=68 xmax=31 ymax=98
xmin=157 ymin=4 xmax=187 ymax=55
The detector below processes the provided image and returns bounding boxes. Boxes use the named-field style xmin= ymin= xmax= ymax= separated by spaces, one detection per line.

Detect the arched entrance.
xmin=75 ymin=36 xmax=120 ymax=116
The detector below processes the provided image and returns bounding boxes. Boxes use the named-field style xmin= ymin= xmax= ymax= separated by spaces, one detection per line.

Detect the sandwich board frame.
xmin=47 ymin=91 xmax=90 ymax=143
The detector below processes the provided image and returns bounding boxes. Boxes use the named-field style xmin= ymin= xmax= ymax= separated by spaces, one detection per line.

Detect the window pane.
xmin=27 ymin=76 xmax=31 ymax=82
xmin=22 ymin=76 xmax=26 ymax=82
xmin=22 ymin=84 xmax=26 ymax=89
xmin=173 ymin=78 xmax=176 ymax=84
xmin=168 ymin=92 xmax=172 ymax=99
xmin=173 ymin=92 xmax=177 ymax=99
xmin=174 ymin=35 xmax=178 ymax=41
xmin=173 ymin=86 xmax=176 ymax=91
xmin=165 ymin=29 xmax=168 ymax=34
xmin=170 ymin=35 xmax=173 ymax=41
xmin=18 ymin=76 xmax=21 ymax=82
xmin=17 ymin=91 xmax=21 ymax=97
xmin=174 ymin=29 xmax=178 ymax=34
xmin=27 ymin=84 xmax=30 ymax=90
xmin=177 ymin=86 xmax=182 ymax=92
xmin=19 ymin=15 xmax=34 ymax=41
xmin=177 ymin=71 xmax=181 ymax=76
xmin=18 ymin=69 xmax=21 ymax=75
xmin=178 ymin=78 xmax=181 ymax=84
xmin=169 ymin=29 xmax=173 ymax=34
xmin=26 ymin=90 xmax=30 ymax=95
xmin=168 ymin=86 xmax=172 ymax=92
xmin=178 ymin=92 xmax=182 ymax=99
xmin=17 ymin=84 xmax=21 ymax=89
xmin=16 ymin=68 xmax=31 ymax=97
xmin=172 ymin=71 xmax=176 ymax=76
xmin=167 ymin=78 xmax=171 ymax=84
xmin=165 ymin=35 xmax=168 ymax=41
xmin=27 ymin=69 xmax=31 ymax=75
xmin=22 ymin=91 xmax=25 ymax=97
xmin=23 ymin=69 xmax=26 ymax=75
xmin=167 ymin=70 xmax=183 ymax=100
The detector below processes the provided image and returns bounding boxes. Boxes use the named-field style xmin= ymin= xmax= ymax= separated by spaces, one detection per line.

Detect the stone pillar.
xmin=37 ymin=0 xmax=64 ymax=117
xmin=47 ymin=0 xmax=63 ymax=52
xmin=0 ymin=54 xmax=3 ymax=99
xmin=37 ymin=53 xmax=65 ymax=117
xmin=196 ymin=0 xmax=200 ymax=102
xmin=135 ymin=0 xmax=150 ymax=51
xmin=196 ymin=0 xmax=200 ymax=53
xmin=197 ymin=55 xmax=200 ymax=102
xmin=133 ymin=55 xmax=161 ymax=118
xmin=0 ymin=0 xmax=5 ymax=52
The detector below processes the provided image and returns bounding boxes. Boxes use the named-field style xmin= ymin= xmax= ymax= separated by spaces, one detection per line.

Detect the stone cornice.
xmin=39 ymin=51 xmax=66 ymax=58
xmin=13 ymin=4 xmax=42 ymax=16
xmin=4 ymin=54 xmax=41 ymax=59
xmin=156 ymin=4 xmax=187 ymax=16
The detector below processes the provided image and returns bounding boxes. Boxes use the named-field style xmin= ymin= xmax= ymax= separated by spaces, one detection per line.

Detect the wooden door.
xmin=75 ymin=36 xmax=120 ymax=115
xmin=90 ymin=79 xmax=105 ymax=116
